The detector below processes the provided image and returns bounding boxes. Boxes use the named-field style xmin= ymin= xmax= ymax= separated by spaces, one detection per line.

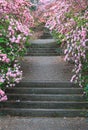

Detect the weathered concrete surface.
xmin=30 ymin=39 xmax=56 ymax=44
xmin=21 ymin=56 xmax=73 ymax=82
xmin=0 ymin=116 xmax=88 ymax=130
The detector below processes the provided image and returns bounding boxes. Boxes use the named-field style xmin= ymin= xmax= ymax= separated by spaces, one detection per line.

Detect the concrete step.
xmin=30 ymin=45 xmax=58 ymax=48
xmin=27 ymin=48 xmax=62 ymax=55
xmin=26 ymin=38 xmax=62 ymax=56
xmin=27 ymin=50 xmax=62 ymax=55
xmin=1 ymin=81 xmax=87 ymax=117
xmin=26 ymin=53 xmax=60 ymax=56
xmin=30 ymin=39 xmax=56 ymax=45
xmin=0 ymin=108 xmax=87 ymax=117
xmin=30 ymin=43 xmax=59 ymax=48
xmin=27 ymin=48 xmax=60 ymax=53
xmin=6 ymin=88 xmax=83 ymax=94
xmin=15 ymin=81 xmax=78 ymax=88
xmin=6 ymin=94 xmax=85 ymax=101
xmin=30 ymin=45 xmax=59 ymax=48
xmin=40 ymin=35 xmax=52 ymax=39
xmin=1 ymin=101 xmax=88 ymax=109
xmin=40 ymin=33 xmax=52 ymax=39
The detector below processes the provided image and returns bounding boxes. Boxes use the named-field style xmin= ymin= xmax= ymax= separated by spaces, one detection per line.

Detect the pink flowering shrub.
xmin=0 ymin=0 xmax=34 ymax=101
xmin=36 ymin=0 xmax=88 ymax=94
xmin=0 ymin=89 xmax=7 ymax=102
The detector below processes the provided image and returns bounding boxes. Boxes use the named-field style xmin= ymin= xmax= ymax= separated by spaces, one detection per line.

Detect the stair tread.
xmin=1 ymin=108 xmax=87 ymax=111
xmin=2 ymin=101 xmax=88 ymax=103
xmin=7 ymin=94 xmax=83 ymax=96
xmin=15 ymin=82 xmax=79 ymax=88
xmin=6 ymin=87 xmax=82 ymax=89
xmin=27 ymin=54 xmax=59 ymax=56
xmin=1 ymin=108 xmax=87 ymax=117
xmin=28 ymin=48 xmax=58 ymax=49
xmin=27 ymin=52 xmax=59 ymax=53
xmin=6 ymin=87 xmax=83 ymax=94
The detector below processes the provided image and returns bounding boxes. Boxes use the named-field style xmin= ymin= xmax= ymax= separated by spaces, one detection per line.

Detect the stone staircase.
xmin=0 ymin=81 xmax=88 ymax=117
xmin=26 ymin=39 xmax=62 ymax=56
xmin=0 ymin=39 xmax=88 ymax=117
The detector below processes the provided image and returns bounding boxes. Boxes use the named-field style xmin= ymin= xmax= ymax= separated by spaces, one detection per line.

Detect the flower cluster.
xmin=37 ymin=0 xmax=87 ymax=33
xmin=6 ymin=61 xmax=23 ymax=87
xmin=0 ymin=0 xmax=34 ymax=101
xmin=0 ymin=52 xmax=10 ymax=63
xmin=64 ymin=24 xmax=88 ymax=86
xmin=0 ymin=89 xmax=7 ymax=102
xmin=64 ymin=9 xmax=88 ymax=89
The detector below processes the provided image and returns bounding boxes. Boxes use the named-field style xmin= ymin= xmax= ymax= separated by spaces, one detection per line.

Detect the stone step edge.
xmin=1 ymin=102 xmax=88 ymax=109
xmin=6 ymin=88 xmax=83 ymax=94
xmin=25 ymin=54 xmax=60 ymax=56
xmin=28 ymin=47 xmax=59 ymax=49
xmin=7 ymin=94 xmax=83 ymax=96
xmin=6 ymin=94 xmax=85 ymax=101
xmin=0 ymin=108 xmax=87 ymax=117
xmin=16 ymin=81 xmax=78 ymax=84
xmin=26 ymin=52 xmax=60 ymax=54
xmin=6 ymin=88 xmax=83 ymax=90
xmin=27 ymin=52 xmax=61 ymax=54
xmin=2 ymin=101 xmax=87 ymax=103
xmin=1 ymin=108 xmax=87 ymax=111
xmin=14 ymin=83 xmax=80 ymax=88
xmin=18 ymin=81 xmax=75 ymax=83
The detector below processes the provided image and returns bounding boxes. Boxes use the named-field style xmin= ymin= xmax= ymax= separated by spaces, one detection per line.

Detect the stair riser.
xmin=27 ymin=47 xmax=60 ymax=50
xmin=28 ymin=48 xmax=57 ymax=50
xmin=40 ymin=34 xmax=52 ymax=36
xmin=27 ymin=50 xmax=57 ymax=53
xmin=30 ymin=45 xmax=58 ymax=48
xmin=6 ymin=88 xmax=83 ymax=94
xmin=15 ymin=82 xmax=78 ymax=88
xmin=1 ymin=102 xmax=88 ymax=109
xmin=1 ymin=109 xmax=87 ymax=117
xmin=40 ymin=35 xmax=52 ymax=38
xmin=25 ymin=53 xmax=60 ymax=56
xmin=39 ymin=37 xmax=53 ymax=39
xmin=30 ymin=46 xmax=58 ymax=48
xmin=7 ymin=95 xmax=85 ymax=101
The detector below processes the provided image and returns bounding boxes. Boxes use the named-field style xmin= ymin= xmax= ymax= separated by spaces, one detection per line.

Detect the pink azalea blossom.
xmin=0 ymin=89 xmax=8 ymax=102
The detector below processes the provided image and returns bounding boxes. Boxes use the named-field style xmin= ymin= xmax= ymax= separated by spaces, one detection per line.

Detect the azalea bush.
xmin=36 ymin=0 xmax=88 ymax=95
xmin=0 ymin=0 xmax=34 ymax=101
xmin=0 ymin=89 xmax=7 ymax=102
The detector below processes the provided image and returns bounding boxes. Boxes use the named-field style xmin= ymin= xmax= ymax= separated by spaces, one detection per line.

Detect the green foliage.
xmin=30 ymin=6 xmax=37 ymax=11
xmin=0 ymin=20 xmax=28 ymax=90
xmin=82 ymin=50 xmax=88 ymax=96
xmin=84 ymin=84 xmax=88 ymax=98
xmin=52 ymin=30 xmax=65 ymax=45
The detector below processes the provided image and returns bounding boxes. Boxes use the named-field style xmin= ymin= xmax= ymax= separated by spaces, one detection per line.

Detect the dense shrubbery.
xmin=0 ymin=0 xmax=34 ymax=101
xmin=36 ymin=0 xmax=88 ymax=95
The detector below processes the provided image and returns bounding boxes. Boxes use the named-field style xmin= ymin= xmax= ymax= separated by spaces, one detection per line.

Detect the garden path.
xmin=21 ymin=39 xmax=73 ymax=82
xmin=21 ymin=56 xmax=73 ymax=82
